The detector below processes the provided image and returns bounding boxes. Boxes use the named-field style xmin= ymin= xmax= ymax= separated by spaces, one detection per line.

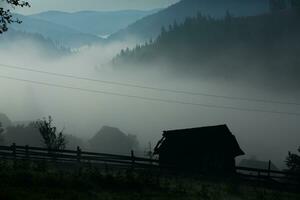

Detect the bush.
xmin=35 ymin=116 xmax=66 ymax=150
xmin=286 ymin=146 xmax=300 ymax=173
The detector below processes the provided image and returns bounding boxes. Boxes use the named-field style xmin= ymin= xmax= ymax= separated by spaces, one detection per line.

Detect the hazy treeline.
xmin=113 ymin=9 xmax=300 ymax=87
xmin=269 ymin=0 xmax=300 ymax=12
xmin=0 ymin=29 xmax=70 ymax=57
xmin=0 ymin=113 xmax=140 ymax=155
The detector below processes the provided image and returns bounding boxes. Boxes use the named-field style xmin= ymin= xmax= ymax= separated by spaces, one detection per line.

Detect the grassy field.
xmin=0 ymin=160 xmax=299 ymax=200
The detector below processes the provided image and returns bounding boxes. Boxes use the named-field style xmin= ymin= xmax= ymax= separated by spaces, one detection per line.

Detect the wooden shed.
xmin=154 ymin=125 xmax=245 ymax=173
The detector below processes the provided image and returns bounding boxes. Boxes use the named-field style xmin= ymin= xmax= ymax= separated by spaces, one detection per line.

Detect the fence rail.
xmin=0 ymin=144 xmax=299 ymax=185
xmin=0 ymin=144 xmax=159 ymax=169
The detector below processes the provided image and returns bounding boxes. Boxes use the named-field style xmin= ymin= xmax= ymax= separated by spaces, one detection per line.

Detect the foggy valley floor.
xmin=0 ymin=160 xmax=299 ymax=200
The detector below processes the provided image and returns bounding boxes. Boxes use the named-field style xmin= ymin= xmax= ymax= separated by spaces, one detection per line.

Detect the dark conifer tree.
xmin=269 ymin=0 xmax=287 ymax=12
xmin=290 ymin=0 xmax=300 ymax=10
xmin=286 ymin=147 xmax=300 ymax=173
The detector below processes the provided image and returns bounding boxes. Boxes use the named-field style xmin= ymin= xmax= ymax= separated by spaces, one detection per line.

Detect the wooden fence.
xmin=236 ymin=166 xmax=299 ymax=185
xmin=0 ymin=144 xmax=159 ymax=170
xmin=0 ymin=144 xmax=299 ymax=185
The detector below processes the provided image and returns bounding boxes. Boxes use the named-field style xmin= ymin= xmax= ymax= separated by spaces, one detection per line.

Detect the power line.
xmin=0 ymin=63 xmax=299 ymax=106
xmin=0 ymin=74 xmax=299 ymax=116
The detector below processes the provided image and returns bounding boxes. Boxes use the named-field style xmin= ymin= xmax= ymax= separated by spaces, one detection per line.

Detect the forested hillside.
xmin=0 ymin=29 xmax=70 ymax=57
xmin=113 ymin=10 xmax=300 ymax=85
xmin=109 ymin=0 xmax=270 ymax=42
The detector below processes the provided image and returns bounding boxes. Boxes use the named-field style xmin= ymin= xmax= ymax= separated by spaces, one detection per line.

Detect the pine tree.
xmin=286 ymin=146 xmax=300 ymax=173
xmin=269 ymin=0 xmax=287 ymax=12
xmin=290 ymin=0 xmax=300 ymax=10
xmin=225 ymin=10 xmax=233 ymax=23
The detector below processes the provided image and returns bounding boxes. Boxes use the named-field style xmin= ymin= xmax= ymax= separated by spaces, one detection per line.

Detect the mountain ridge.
xmin=109 ymin=0 xmax=270 ymax=42
xmin=11 ymin=14 xmax=103 ymax=48
xmin=29 ymin=9 xmax=160 ymax=36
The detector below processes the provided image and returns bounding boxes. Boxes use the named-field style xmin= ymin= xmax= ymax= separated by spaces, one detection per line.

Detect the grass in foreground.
xmin=0 ymin=160 xmax=299 ymax=200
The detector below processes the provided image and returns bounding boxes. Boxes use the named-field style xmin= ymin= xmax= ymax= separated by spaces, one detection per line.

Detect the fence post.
xmin=268 ymin=160 xmax=271 ymax=179
xmin=52 ymin=148 xmax=57 ymax=163
xmin=131 ymin=150 xmax=135 ymax=168
xmin=77 ymin=146 xmax=81 ymax=163
xmin=11 ymin=143 xmax=16 ymax=159
xmin=11 ymin=143 xmax=16 ymax=168
xmin=25 ymin=145 xmax=29 ymax=159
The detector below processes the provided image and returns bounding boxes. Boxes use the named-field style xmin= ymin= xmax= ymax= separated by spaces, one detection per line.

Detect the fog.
xmin=0 ymin=34 xmax=300 ymax=168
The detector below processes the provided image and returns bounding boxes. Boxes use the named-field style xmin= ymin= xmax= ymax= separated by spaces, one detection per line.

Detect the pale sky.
xmin=15 ymin=0 xmax=180 ymax=15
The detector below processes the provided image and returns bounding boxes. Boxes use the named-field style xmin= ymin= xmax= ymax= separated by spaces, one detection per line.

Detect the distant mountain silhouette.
xmin=30 ymin=9 xmax=160 ymax=37
xmin=109 ymin=0 xmax=270 ymax=42
xmin=10 ymin=14 xmax=104 ymax=48
xmin=89 ymin=126 xmax=139 ymax=155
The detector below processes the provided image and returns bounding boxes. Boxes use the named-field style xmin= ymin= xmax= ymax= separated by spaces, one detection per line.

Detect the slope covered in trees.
xmin=113 ymin=10 xmax=300 ymax=86
xmin=109 ymin=0 xmax=270 ymax=42
xmin=0 ymin=28 xmax=70 ymax=57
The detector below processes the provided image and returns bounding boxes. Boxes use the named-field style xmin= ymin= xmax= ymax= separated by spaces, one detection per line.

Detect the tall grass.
xmin=0 ymin=160 xmax=299 ymax=200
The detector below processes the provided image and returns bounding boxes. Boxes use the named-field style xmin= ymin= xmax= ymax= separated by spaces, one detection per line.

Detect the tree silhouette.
xmin=0 ymin=0 xmax=30 ymax=33
xmin=286 ymin=146 xmax=300 ymax=173
xmin=35 ymin=116 xmax=66 ymax=150
xmin=286 ymin=147 xmax=300 ymax=173
xmin=269 ymin=0 xmax=287 ymax=12
xmin=291 ymin=0 xmax=300 ymax=10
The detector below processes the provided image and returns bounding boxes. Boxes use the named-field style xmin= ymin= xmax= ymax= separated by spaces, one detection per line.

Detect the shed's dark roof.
xmin=163 ymin=124 xmax=231 ymax=136
xmin=155 ymin=124 xmax=245 ymax=157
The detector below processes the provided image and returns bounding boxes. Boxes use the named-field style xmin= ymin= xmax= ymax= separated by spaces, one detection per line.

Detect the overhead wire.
xmin=0 ymin=63 xmax=299 ymax=106
xmin=0 ymin=74 xmax=299 ymax=116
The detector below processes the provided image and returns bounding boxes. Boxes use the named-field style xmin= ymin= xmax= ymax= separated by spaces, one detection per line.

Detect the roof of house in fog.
xmin=89 ymin=126 xmax=139 ymax=155
xmin=154 ymin=124 xmax=245 ymax=157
